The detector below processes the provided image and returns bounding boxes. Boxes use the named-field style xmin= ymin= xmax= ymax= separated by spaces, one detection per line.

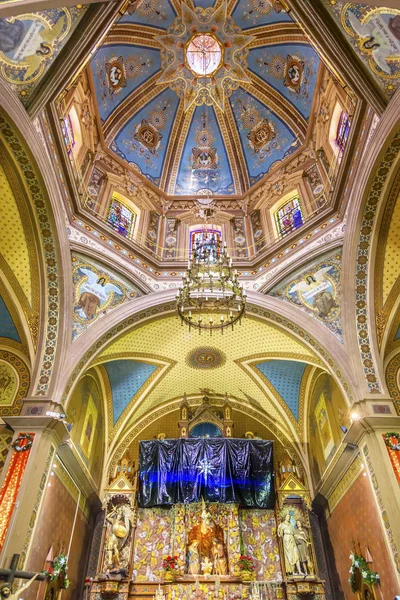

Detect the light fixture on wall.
xmin=176 ymin=231 xmax=246 ymax=333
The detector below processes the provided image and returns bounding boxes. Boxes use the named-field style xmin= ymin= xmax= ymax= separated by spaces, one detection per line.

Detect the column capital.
xmin=2 ymin=416 xmax=70 ymax=446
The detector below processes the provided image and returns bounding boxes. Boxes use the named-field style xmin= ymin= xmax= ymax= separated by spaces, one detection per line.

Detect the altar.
xmin=88 ymin=397 xmax=327 ymax=600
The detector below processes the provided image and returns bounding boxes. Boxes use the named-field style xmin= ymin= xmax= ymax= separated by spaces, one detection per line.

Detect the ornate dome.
xmin=90 ymin=0 xmax=321 ymax=196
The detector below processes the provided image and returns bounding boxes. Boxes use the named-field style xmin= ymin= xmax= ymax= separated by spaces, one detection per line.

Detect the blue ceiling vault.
xmin=89 ymin=0 xmax=322 ymax=195
xmin=255 ymin=360 xmax=307 ymax=420
xmin=0 ymin=296 xmax=20 ymax=343
xmin=103 ymin=360 xmax=158 ymax=424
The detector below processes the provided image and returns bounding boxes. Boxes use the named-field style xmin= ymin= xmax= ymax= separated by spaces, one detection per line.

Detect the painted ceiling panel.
xmin=103 ymin=359 xmax=158 ymax=424
xmin=119 ymin=0 xmax=177 ymax=30
xmin=111 ymin=88 xmax=180 ymax=187
xmin=0 ymin=7 xmax=87 ymax=105
xmin=175 ymin=105 xmax=234 ymax=196
xmin=231 ymin=0 xmax=292 ymax=30
xmin=255 ymin=359 xmax=307 ymax=419
xmin=0 ymin=296 xmax=20 ymax=343
xmin=229 ymin=88 xmax=297 ymax=185
xmin=89 ymin=0 xmax=323 ymax=195
xmin=248 ymin=43 xmax=320 ymax=119
xmin=91 ymin=45 xmax=161 ymax=122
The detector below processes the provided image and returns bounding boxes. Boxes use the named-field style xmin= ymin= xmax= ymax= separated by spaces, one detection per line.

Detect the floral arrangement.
xmin=44 ymin=553 xmax=70 ymax=589
xmin=238 ymin=555 xmax=255 ymax=572
xmin=384 ymin=432 xmax=400 ymax=451
xmin=162 ymin=555 xmax=178 ymax=572
xmin=349 ymin=553 xmax=380 ymax=592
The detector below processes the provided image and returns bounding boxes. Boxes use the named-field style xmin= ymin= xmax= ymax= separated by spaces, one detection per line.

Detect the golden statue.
xmin=104 ymin=505 xmax=131 ymax=572
xmin=213 ymin=539 xmax=228 ymax=575
xmin=187 ymin=499 xmax=226 ymax=574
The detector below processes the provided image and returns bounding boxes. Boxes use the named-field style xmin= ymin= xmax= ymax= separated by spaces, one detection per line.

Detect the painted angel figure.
xmin=75 ymin=268 xmax=123 ymax=320
xmin=289 ymin=266 xmax=338 ymax=317
xmin=347 ymin=11 xmax=400 ymax=75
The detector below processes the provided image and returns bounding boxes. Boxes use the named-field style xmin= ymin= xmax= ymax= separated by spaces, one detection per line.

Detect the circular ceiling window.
xmin=185 ymin=33 xmax=223 ymax=77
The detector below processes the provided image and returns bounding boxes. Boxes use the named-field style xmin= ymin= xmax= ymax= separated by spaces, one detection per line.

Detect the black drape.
xmin=139 ymin=438 xmax=274 ymax=508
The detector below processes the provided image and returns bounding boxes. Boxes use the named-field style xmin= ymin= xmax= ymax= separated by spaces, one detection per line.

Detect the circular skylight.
xmin=185 ymin=33 xmax=223 ymax=77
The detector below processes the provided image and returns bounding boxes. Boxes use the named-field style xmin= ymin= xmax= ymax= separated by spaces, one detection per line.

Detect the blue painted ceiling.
xmin=103 ymin=359 xmax=158 ymax=424
xmin=0 ymin=296 xmax=20 ymax=343
xmin=90 ymin=0 xmax=321 ymax=196
xmin=255 ymin=359 xmax=307 ymax=419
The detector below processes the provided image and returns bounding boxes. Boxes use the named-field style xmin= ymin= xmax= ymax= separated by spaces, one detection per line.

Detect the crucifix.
xmin=0 ymin=554 xmax=46 ymax=599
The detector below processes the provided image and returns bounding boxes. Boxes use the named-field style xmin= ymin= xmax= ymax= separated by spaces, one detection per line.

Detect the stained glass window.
xmin=336 ymin=111 xmax=351 ymax=153
xmin=190 ymin=229 xmax=221 ymax=262
xmin=185 ymin=34 xmax=222 ymax=77
xmin=62 ymin=114 xmax=75 ymax=154
xmin=107 ymin=198 xmax=136 ymax=238
xmin=275 ymin=197 xmax=304 ymax=238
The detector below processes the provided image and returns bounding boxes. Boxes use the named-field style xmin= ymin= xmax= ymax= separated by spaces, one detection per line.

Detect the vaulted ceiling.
xmin=89 ymin=0 xmax=321 ymax=196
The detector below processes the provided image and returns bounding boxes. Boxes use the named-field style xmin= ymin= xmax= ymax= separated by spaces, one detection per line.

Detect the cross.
xmin=0 ymin=554 xmax=46 ymax=598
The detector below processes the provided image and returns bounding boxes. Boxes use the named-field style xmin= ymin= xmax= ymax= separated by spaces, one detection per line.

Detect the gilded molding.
xmin=163 ymin=103 xmax=195 ymax=195
xmin=355 ymin=131 xmax=400 ymax=392
xmin=363 ymin=443 xmax=400 ymax=573
xmin=385 ymin=352 xmax=400 ymax=415
xmin=325 ymin=455 xmax=363 ymax=515
xmin=215 ymin=103 xmax=247 ymax=194
xmin=0 ymin=349 xmax=30 ymax=417
xmin=374 ymin=170 xmax=400 ymax=348
xmin=159 ymin=100 xmax=188 ymax=193
xmin=0 ymin=111 xmax=60 ymax=395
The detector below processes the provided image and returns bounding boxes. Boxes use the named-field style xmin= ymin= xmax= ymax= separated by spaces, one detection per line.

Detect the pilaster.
xmin=0 ymin=416 xmax=69 ymax=569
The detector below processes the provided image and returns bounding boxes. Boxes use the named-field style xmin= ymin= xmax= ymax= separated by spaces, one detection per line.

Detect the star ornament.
xmin=156 ymin=2 xmax=254 ymax=112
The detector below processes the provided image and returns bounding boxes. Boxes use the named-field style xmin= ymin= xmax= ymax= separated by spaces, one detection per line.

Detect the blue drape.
xmin=139 ymin=438 xmax=274 ymax=508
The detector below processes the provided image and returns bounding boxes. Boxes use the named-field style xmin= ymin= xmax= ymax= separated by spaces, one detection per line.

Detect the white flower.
xmin=354 ymin=561 xmax=359 ymax=567
xmin=349 ymin=554 xmax=354 ymax=560
xmin=362 ymin=571 xmax=367 ymax=577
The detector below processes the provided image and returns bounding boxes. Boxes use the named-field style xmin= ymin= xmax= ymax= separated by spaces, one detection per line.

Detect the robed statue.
xmin=187 ymin=499 xmax=227 ymax=575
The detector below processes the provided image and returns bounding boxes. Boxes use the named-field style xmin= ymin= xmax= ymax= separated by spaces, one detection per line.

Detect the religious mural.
xmin=322 ymin=2 xmax=400 ymax=96
xmin=72 ymin=253 xmax=142 ymax=340
xmin=240 ymin=510 xmax=282 ymax=581
xmin=0 ymin=7 xmax=87 ymax=103
xmin=269 ymin=250 xmax=342 ymax=341
xmin=66 ymin=372 xmax=105 ymax=487
xmin=132 ymin=508 xmax=173 ymax=581
xmin=308 ymin=373 xmax=349 ymax=485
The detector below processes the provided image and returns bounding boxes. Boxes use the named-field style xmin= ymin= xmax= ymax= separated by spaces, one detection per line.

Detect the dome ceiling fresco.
xmin=90 ymin=0 xmax=321 ymax=196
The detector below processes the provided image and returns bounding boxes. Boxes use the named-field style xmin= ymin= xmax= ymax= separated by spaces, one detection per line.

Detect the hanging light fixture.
xmin=176 ymin=231 xmax=247 ymax=333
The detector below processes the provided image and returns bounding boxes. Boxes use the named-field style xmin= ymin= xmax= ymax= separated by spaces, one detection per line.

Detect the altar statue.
xmin=187 ymin=499 xmax=225 ymax=565
xmin=187 ymin=540 xmax=200 ymax=575
xmin=294 ymin=520 xmax=313 ymax=575
xmin=213 ymin=539 xmax=228 ymax=575
xmin=104 ymin=505 xmax=131 ymax=572
xmin=277 ymin=514 xmax=304 ymax=576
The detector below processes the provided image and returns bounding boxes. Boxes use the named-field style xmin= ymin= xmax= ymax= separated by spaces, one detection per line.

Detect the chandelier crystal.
xmin=176 ymin=231 xmax=246 ymax=333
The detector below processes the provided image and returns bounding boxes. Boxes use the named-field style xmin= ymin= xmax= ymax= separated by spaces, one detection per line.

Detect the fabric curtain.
xmin=139 ymin=438 xmax=274 ymax=508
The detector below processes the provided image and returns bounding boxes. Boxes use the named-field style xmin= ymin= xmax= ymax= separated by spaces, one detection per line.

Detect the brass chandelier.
xmin=176 ymin=232 xmax=247 ymax=333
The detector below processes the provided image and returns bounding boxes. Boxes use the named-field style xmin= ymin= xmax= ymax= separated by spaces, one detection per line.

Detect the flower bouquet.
xmin=162 ymin=555 xmax=179 ymax=582
xmin=239 ymin=555 xmax=256 ymax=581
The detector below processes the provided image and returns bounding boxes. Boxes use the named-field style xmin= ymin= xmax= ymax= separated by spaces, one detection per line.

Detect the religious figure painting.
xmin=72 ymin=254 xmax=142 ymax=340
xmin=323 ymin=2 xmax=400 ymax=96
xmin=0 ymin=7 xmax=86 ymax=102
xmin=270 ymin=251 xmax=342 ymax=341
xmin=315 ymin=392 xmax=334 ymax=461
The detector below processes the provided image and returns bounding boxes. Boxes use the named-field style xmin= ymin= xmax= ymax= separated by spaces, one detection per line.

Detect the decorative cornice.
xmin=325 ymin=454 xmax=363 ymax=515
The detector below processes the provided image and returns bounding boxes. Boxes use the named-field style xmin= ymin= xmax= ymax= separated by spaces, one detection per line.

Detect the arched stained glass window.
xmin=336 ymin=111 xmax=351 ymax=153
xmin=107 ymin=197 xmax=136 ymax=238
xmin=275 ymin=196 xmax=304 ymax=238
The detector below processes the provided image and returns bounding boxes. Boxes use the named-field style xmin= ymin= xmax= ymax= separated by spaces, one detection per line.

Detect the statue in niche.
xmin=277 ymin=514 xmax=304 ymax=576
xmin=294 ymin=520 xmax=313 ymax=575
xmin=213 ymin=539 xmax=228 ymax=575
xmin=187 ymin=499 xmax=226 ymax=573
xmin=187 ymin=540 xmax=200 ymax=575
xmin=103 ymin=505 xmax=131 ymax=573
